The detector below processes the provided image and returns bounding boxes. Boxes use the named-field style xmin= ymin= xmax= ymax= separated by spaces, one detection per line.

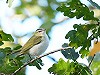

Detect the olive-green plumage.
xmin=20 ymin=36 xmax=42 ymax=54
xmin=12 ymin=28 xmax=49 ymax=57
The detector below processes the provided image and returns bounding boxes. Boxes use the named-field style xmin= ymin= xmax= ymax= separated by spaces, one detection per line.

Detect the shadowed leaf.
xmin=61 ymin=48 xmax=79 ymax=61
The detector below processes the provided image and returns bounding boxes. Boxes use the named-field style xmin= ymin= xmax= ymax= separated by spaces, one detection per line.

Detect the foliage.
xmin=88 ymin=53 xmax=100 ymax=75
xmin=0 ymin=30 xmax=14 ymax=46
xmin=65 ymin=23 xmax=100 ymax=58
xmin=56 ymin=0 xmax=99 ymax=21
xmin=57 ymin=0 xmax=99 ymax=58
xmin=49 ymin=0 xmax=100 ymax=75
xmin=0 ymin=0 xmax=100 ymax=75
xmin=0 ymin=31 xmax=43 ymax=74
xmin=48 ymin=58 xmax=92 ymax=75
xmin=91 ymin=61 xmax=100 ymax=75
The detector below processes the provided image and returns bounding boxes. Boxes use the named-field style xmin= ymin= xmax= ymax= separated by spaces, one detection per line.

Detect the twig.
xmin=87 ymin=0 xmax=100 ymax=9
xmin=11 ymin=47 xmax=71 ymax=75
xmin=6 ymin=0 xmax=8 ymax=3
xmin=88 ymin=54 xmax=96 ymax=67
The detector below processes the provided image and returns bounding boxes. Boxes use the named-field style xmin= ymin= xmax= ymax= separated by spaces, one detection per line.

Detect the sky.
xmin=0 ymin=0 xmax=100 ymax=75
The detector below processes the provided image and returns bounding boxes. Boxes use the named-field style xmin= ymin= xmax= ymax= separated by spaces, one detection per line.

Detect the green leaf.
xmin=65 ymin=30 xmax=77 ymax=39
xmin=29 ymin=59 xmax=42 ymax=70
xmin=48 ymin=58 xmax=92 ymax=75
xmin=13 ymin=44 xmax=22 ymax=50
xmin=0 ymin=52 xmax=5 ymax=65
xmin=0 ymin=31 xmax=14 ymax=42
xmin=48 ymin=58 xmax=70 ymax=75
xmin=66 ymin=24 xmax=89 ymax=49
xmin=56 ymin=0 xmax=99 ymax=21
xmin=90 ymin=61 xmax=100 ymax=75
xmin=0 ymin=41 xmax=4 ymax=46
xmin=15 ymin=55 xmax=24 ymax=61
xmin=62 ymin=43 xmax=69 ymax=48
xmin=61 ymin=48 xmax=79 ymax=61
xmin=36 ymin=59 xmax=44 ymax=66
xmin=65 ymin=24 xmax=98 ymax=58
xmin=0 ymin=57 xmax=23 ymax=74
xmin=69 ymin=42 xmax=78 ymax=49
xmin=28 ymin=58 xmax=43 ymax=70
xmin=79 ymin=48 xmax=89 ymax=58
xmin=4 ymin=47 xmax=12 ymax=53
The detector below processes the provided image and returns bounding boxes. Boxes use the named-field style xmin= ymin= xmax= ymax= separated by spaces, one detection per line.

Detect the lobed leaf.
xmin=0 ymin=31 xmax=14 ymax=42
xmin=61 ymin=48 xmax=79 ymax=61
xmin=57 ymin=0 xmax=99 ymax=21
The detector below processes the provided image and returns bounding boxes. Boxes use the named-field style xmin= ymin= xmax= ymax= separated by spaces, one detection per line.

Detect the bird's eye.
xmin=38 ymin=30 xmax=42 ymax=32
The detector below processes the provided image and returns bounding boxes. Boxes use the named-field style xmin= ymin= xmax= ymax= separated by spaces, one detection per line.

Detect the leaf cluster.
xmin=57 ymin=0 xmax=100 ymax=58
xmin=48 ymin=58 xmax=92 ymax=75
xmin=57 ymin=0 xmax=99 ymax=21
xmin=0 ymin=31 xmax=43 ymax=74
xmin=65 ymin=24 xmax=100 ymax=58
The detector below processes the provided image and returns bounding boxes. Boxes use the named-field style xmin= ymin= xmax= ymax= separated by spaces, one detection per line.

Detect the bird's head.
xmin=34 ymin=28 xmax=46 ymax=36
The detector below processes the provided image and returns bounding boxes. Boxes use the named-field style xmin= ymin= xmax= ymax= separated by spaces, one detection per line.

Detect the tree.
xmin=0 ymin=0 xmax=100 ymax=75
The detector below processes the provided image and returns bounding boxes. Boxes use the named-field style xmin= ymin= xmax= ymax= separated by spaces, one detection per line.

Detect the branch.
xmin=88 ymin=54 xmax=96 ymax=67
xmin=6 ymin=0 xmax=8 ymax=3
xmin=87 ymin=0 xmax=100 ymax=9
xmin=11 ymin=47 xmax=71 ymax=75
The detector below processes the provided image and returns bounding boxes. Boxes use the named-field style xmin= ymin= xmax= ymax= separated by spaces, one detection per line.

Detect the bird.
xmin=12 ymin=28 xmax=49 ymax=58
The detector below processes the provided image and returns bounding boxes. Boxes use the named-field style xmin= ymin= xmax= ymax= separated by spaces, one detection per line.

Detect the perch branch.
xmin=11 ymin=47 xmax=71 ymax=75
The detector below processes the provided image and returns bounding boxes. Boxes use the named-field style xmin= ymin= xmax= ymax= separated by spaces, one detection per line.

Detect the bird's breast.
xmin=29 ymin=35 xmax=49 ymax=56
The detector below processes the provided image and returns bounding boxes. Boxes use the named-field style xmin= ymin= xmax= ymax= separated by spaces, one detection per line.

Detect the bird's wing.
xmin=20 ymin=35 xmax=43 ymax=54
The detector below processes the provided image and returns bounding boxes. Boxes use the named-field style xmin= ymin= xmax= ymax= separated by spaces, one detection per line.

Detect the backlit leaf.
xmin=0 ymin=31 xmax=14 ymax=42
xmin=48 ymin=58 xmax=92 ymax=75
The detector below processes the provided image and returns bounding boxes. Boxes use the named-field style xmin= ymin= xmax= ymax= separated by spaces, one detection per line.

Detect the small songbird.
xmin=13 ymin=28 xmax=49 ymax=57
